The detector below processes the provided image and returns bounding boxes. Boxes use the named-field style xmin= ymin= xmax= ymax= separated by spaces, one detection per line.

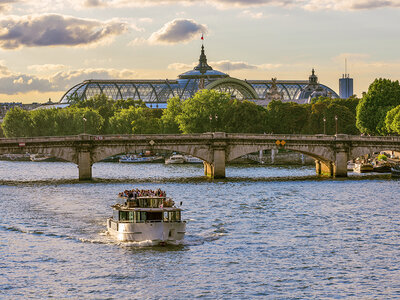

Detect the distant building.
xmin=58 ymin=45 xmax=339 ymax=107
xmin=0 ymin=102 xmax=23 ymax=120
xmin=339 ymin=74 xmax=354 ymax=99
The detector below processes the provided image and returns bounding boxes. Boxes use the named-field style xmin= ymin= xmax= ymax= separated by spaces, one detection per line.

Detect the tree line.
xmin=1 ymin=78 xmax=400 ymax=138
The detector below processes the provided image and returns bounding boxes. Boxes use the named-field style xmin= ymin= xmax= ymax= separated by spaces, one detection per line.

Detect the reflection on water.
xmin=1 ymin=161 xmax=400 ymax=298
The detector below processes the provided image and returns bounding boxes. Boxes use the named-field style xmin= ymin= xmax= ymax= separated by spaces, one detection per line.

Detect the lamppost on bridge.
xmin=335 ymin=115 xmax=338 ymax=135
xmin=209 ymin=114 xmax=218 ymax=132
xmin=323 ymin=116 xmax=326 ymax=135
xmin=83 ymin=116 xmax=87 ymax=134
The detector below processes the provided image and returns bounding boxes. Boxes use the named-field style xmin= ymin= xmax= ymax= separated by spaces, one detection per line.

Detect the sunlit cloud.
xmin=27 ymin=64 xmax=67 ymax=73
xmin=239 ymin=10 xmax=265 ymax=19
xmin=63 ymin=0 xmax=400 ymax=11
xmin=148 ymin=19 xmax=207 ymax=44
xmin=0 ymin=68 xmax=138 ymax=95
xmin=0 ymin=14 xmax=128 ymax=49
xmin=168 ymin=60 xmax=282 ymax=71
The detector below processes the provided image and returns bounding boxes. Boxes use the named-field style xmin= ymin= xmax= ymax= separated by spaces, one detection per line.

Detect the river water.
xmin=1 ymin=161 xmax=399 ymax=299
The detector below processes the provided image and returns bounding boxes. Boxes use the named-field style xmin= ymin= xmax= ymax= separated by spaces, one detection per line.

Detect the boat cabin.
xmin=111 ymin=196 xmax=182 ymax=223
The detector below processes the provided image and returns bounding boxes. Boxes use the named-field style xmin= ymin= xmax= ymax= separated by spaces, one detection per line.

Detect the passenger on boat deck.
xmin=120 ymin=188 xmax=166 ymax=198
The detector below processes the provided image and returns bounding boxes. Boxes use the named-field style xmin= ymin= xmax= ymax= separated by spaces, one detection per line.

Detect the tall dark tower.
xmin=339 ymin=59 xmax=354 ymax=98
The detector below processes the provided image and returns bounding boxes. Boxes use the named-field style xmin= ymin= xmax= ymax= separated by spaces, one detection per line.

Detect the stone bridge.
xmin=0 ymin=133 xmax=399 ymax=180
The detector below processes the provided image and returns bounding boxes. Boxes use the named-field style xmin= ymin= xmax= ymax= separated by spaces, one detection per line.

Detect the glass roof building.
xmin=60 ymin=45 xmax=339 ymax=105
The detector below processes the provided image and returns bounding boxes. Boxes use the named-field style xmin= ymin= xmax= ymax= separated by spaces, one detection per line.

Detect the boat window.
xmin=135 ymin=211 xmax=147 ymax=222
xmin=128 ymin=211 xmax=134 ymax=222
xmin=168 ymin=211 xmax=175 ymax=222
xmin=119 ymin=211 xmax=129 ymax=221
xmin=147 ymin=212 xmax=162 ymax=221
xmin=163 ymin=211 xmax=168 ymax=221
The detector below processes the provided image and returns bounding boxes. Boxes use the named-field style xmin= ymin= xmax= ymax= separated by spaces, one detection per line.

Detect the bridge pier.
xmin=315 ymin=160 xmax=334 ymax=177
xmin=334 ymin=151 xmax=348 ymax=177
xmin=203 ymin=132 xmax=226 ymax=179
xmin=78 ymin=148 xmax=92 ymax=181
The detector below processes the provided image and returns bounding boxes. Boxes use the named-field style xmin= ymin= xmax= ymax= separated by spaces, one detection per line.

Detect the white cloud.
xmin=27 ymin=64 xmax=67 ymax=73
xmin=0 ymin=14 xmax=128 ymax=49
xmin=167 ymin=62 xmax=195 ymax=70
xmin=148 ymin=19 xmax=207 ymax=45
xmin=240 ymin=10 xmax=265 ymax=19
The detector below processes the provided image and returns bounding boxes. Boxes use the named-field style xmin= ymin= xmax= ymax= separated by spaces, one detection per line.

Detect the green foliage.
xmin=224 ymin=100 xmax=269 ymax=133
xmin=176 ymin=90 xmax=269 ymax=134
xmin=161 ymin=97 xmax=183 ymax=134
xmin=55 ymin=107 xmax=104 ymax=135
xmin=177 ymin=90 xmax=232 ymax=133
xmin=71 ymin=94 xmax=115 ymax=133
xmin=108 ymin=106 xmax=161 ymax=134
xmin=385 ymin=105 xmax=400 ymax=134
xmin=308 ymin=102 xmax=358 ymax=135
xmin=113 ymin=98 xmax=147 ymax=110
xmin=312 ymin=95 xmax=360 ymax=115
xmin=0 ymin=126 xmax=4 ymax=137
xmin=1 ymin=107 xmax=33 ymax=137
xmin=377 ymin=154 xmax=388 ymax=161
xmin=267 ymin=101 xmax=309 ymax=134
xmin=30 ymin=108 xmax=58 ymax=136
xmin=356 ymin=78 xmax=400 ymax=135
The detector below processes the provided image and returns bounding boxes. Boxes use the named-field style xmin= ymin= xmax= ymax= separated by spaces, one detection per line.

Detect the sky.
xmin=0 ymin=0 xmax=399 ymax=103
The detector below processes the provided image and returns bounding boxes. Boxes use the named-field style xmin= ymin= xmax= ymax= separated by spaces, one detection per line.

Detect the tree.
xmin=161 ymin=97 xmax=183 ymax=134
xmin=108 ymin=106 xmax=161 ymax=134
xmin=267 ymin=100 xmax=309 ymax=134
xmin=385 ymin=105 xmax=400 ymax=134
xmin=113 ymin=98 xmax=147 ymax=110
xmin=54 ymin=107 xmax=103 ymax=135
xmin=30 ymin=108 xmax=58 ymax=136
xmin=1 ymin=107 xmax=33 ymax=137
xmin=177 ymin=90 xmax=232 ymax=133
xmin=71 ymin=94 xmax=115 ymax=133
xmin=224 ymin=100 xmax=269 ymax=133
xmin=356 ymin=78 xmax=400 ymax=135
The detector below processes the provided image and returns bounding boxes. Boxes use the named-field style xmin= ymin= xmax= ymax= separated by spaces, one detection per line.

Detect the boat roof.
xmin=111 ymin=205 xmax=182 ymax=211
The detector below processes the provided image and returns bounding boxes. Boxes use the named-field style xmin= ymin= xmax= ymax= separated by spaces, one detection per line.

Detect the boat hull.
xmin=107 ymin=219 xmax=186 ymax=245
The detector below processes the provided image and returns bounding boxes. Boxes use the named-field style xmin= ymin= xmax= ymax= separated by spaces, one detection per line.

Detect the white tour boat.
xmin=107 ymin=192 xmax=186 ymax=245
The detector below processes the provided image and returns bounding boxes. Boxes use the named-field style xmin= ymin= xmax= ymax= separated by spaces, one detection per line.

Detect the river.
xmin=1 ymin=161 xmax=399 ymax=299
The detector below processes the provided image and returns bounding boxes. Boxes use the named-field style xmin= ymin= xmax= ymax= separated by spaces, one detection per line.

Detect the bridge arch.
xmin=92 ymin=144 xmax=212 ymax=164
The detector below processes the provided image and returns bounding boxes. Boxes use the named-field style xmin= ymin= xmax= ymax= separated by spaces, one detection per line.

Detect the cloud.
xmin=0 ymin=0 xmax=17 ymax=14
xmin=0 ymin=68 xmax=138 ymax=95
xmin=211 ymin=60 xmax=258 ymax=71
xmin=239 ymin=10 xmax=265 ymax=19
xmin=167 ymin=62 xmax=195 ymax=70
xmin=64 ymin=0 xmax=400 ymax=11
xmin=168 ymin=60 xmax=282 ymax=71
xmin=303 ymin=0 xmax=400 ymax=10
xmin=27 ymin=64 xmax=67 ymax=73
xmin=0 ymin=14 xmax=128 ymax=49
xmin=148 ymin=19 xmax=207 ymax=44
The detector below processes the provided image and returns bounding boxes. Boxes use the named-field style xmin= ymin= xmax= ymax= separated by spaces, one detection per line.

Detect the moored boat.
xmin=391 ymin=165 xmax=400 ymax=177
xmin=107 ymin=189 xmax=186 ymax=245
xmin=184 ymin=155 xmax=203 ymax=164
xmin=373 ymin=162 xmax=392 ymax=173
xmin=353 ymin=162 xmax=374 ymax=173
xmin=119 ymin=155 xmax=164 ymax=163
xmin=165 ymin=154 xmax=185 ymax=164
